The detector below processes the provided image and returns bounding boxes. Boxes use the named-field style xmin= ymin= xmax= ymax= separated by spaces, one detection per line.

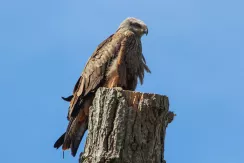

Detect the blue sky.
xmin=1 ymin=0 xmax=244 ymax=163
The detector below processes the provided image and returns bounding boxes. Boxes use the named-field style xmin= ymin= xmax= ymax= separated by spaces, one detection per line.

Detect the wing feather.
xmin=67 ymin=33 xmax=124 ymax=119
xmin=59 ymin=33 xmax=126 ymax=156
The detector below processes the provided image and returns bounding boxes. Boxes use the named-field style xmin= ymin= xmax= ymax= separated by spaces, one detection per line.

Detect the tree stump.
xmin=79 ymin=87 xmax=174 ymax=163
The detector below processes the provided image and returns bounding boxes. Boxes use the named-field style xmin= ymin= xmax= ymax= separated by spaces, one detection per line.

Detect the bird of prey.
xmin=54 ymin=17 xmax=151 ymax=157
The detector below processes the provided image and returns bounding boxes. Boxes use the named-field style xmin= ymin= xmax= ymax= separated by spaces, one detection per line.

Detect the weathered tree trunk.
xmin=80 ymin=87 xmax=174 ymax=163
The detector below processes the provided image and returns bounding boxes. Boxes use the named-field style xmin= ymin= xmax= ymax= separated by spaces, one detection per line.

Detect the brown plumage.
xmin=54 ymin=17 xmax=151 ymax=157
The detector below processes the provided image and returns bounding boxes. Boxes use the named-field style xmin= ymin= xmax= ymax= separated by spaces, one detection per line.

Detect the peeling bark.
xmin=80 ymin=87 xmax=174 ymax=163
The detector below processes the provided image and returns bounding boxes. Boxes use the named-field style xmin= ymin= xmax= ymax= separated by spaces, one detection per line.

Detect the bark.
xmin=79 ymin=87 xmax=174 ymax=163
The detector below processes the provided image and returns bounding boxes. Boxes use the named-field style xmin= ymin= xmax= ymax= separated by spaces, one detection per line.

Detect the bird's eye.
xmin=132 ymin=23 xmax=141 ymax=28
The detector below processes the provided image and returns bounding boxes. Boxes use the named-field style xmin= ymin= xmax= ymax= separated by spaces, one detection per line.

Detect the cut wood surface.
xmin=80 ymin=87 xmax=174 ymax=163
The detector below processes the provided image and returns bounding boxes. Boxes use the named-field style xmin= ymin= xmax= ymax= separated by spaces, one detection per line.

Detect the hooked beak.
xmin=144 ymin=27 xmax=148 ymax=35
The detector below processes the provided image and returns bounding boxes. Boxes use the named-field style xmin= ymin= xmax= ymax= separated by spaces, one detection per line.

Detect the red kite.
xmin=54 ymin=17 xmax=150 ymax=156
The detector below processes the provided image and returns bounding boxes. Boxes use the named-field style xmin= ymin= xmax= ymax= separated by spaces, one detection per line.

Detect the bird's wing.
xmin=61 ymin=32 xmax=130 ymax=156
xmin=67 ymin=33 xmax=124 ymax=119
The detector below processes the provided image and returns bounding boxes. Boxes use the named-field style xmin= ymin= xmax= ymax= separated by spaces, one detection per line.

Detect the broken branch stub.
xmin=80 ymin=87 xmax=174 ymax=163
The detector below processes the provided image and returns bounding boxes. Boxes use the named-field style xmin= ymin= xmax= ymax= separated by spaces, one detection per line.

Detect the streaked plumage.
xmin=54 ymin=17 xmax=150 ymax=156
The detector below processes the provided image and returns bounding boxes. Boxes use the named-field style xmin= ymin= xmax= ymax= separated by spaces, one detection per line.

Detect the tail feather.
xmin=62 ymin=118 xmax=75 ymax=150
xmin=71 ymin=118 xmax=88 ymax=156
xmin=62 ymin=112 xmax=88 ymax=156
xmin=54 ymin=117 xmax=75 ymax=151
xmin=54 ymin=93 xmax=93 ymax=157
xmin=54 ymin=132 xmax=66 ymax=149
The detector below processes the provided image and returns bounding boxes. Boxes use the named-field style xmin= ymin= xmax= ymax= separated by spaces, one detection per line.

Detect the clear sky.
xmin=1 ymin=0 xmax=244 ymax=163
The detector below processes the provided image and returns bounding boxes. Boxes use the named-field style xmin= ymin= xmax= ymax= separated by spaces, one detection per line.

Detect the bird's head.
xmin=118 ymin=17 xmax=148 ymax=37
